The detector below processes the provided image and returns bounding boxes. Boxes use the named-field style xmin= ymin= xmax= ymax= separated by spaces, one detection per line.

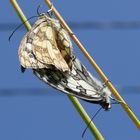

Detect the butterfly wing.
xmin=19 ymin=16 xmax=70 ymax=72
xmin=32 ymin=27 xmax=70 ymax=71
xmin=55 ymin=28 xmax=73 ymax=69
xmin=33 ymin=56 xmax=104 ymax=103
xmin=18 ymin=32 xmax=46 ymax=69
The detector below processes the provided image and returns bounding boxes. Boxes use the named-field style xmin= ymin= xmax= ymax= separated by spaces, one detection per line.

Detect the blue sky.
xmin=0 ymin=0 xmax=140 ymax=139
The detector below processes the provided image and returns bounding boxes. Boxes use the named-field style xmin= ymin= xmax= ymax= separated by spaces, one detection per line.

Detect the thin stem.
xmin=44 ymin=0 xmax=140 ymax=130
xmin=10 ymin=0 xmax=31 ymax=31
xmin=10 ymin=0 xmax=104 ymax=139
xmin=68 ymin=96 xmax=104 ymax=140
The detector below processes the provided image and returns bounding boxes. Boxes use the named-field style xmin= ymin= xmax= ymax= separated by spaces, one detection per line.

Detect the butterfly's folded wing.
xmin=19 ymin=17 xmax=70 ymax=72
xmin=18 ymin=33 xmax=46 ymax=69
xmin=33 ymin=57 xmax=104 ymax=103
xmin=32 ymin=23 xmax=70 ymax=72
xmin=56 ymin=28 xmax=73 ymax=69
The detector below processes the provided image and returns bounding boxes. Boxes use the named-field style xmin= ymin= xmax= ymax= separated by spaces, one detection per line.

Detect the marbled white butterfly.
xmin=18 ymin=13 xmax=112 ymax=110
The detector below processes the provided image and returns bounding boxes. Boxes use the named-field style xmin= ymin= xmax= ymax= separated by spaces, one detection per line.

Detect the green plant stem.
xmin=10 ymin=0 xmax=31 ymax=31
xmin=68 ymin=96 xmax=104 ymax=139
xmin=10 ymin=0 xmax=104 ymax=139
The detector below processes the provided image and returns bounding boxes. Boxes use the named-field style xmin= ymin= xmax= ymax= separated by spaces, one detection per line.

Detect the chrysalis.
xmin=18 ymin=13 xmax=112 ymax=110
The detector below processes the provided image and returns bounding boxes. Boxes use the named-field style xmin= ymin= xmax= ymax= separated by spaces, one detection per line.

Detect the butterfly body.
xmin=18 ymin=14 xmax=112 ymax=110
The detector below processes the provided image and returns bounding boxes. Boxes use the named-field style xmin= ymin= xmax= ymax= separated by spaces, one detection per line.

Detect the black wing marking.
xmin=21 ymin=65 xmax=26 ymax=73
xmin=33 ymin=56 xmax=106 ymax=103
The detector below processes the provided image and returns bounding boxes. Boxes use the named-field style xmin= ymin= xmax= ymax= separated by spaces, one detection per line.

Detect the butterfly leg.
xmin=102 ymin=79 xmax=110 ymax=88
xmin=47 ymin=3 xmax=53 ymax=17
xmin=96 ymin=79 xmax=110 ymax=96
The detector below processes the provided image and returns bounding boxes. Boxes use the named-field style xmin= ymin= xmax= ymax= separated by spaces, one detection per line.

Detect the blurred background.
xmin=0 ymin=0 xmax=140 ymax=139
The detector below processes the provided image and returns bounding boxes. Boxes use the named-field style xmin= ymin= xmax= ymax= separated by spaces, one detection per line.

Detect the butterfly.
xmin=18 ymin=13 xmax=112 ymax=110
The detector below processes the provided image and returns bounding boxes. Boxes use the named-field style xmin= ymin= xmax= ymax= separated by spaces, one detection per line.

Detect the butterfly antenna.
xmin=37 ymin=4 xmax=42 ymax=16
xmin=110 ymin=96 xmax=131 ymax=109
xmin=8 ymin=15 xmax=39 ymax=42
xmin=82 ymin=107 xmax=102 ymax=138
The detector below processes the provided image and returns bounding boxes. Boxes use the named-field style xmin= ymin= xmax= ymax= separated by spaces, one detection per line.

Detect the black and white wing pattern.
xmin=18 ymin=14 xmax=112 ymax=110
xmin=19 ymin=14 xmax=70 ymax=71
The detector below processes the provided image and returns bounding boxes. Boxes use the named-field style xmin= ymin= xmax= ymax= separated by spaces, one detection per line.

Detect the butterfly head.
xmin=38 ymin=13 xmax=46 ymax=19
xmin=101 ymin=101 xmax=112 ymax=111
xmin=100 ymin=88 xmax=112 ymax=110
